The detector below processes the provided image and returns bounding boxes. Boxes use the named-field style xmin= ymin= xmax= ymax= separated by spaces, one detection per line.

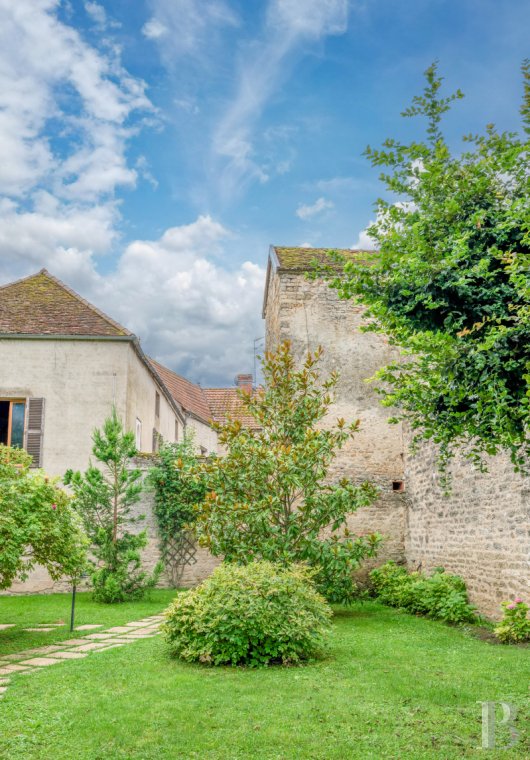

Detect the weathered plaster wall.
xmin=185 ymin=415 xmax=218 ymax=456
xmin=264 ymin=271 xmax=407 ymax=571
xmin=0 ymin=338 xmax=181 ymax=478
xmin=125 ymin=344 xmax=180 ymax=451
xmin=0 ymin=338 xmax=130 ymax=477
xmin=404 ymin=436 xmax=530 ymax=618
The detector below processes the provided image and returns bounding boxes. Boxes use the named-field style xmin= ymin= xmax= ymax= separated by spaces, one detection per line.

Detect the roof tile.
xmin=0 ymin=269 xmax=130 ymax=337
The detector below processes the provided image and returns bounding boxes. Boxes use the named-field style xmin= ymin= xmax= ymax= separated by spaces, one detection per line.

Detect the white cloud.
xmin=142 ymin=0 xmax=239 ymax=62
xmin=84 ymin=2 xmax=107 ymax=28
xmin=211 ymin=0 xmax=350 ymax=199
xmin=142 ymin=17 xmax=168 ymax=40
xmin=351 ymin=225 xmax=377 ymax=250
xmin=0 ymin=0 xmax=150 ymax=201
xmin=296 ymin=196 xmax=334 ymax=220
xmin=267 ymin=0 xmax=349 ymax=38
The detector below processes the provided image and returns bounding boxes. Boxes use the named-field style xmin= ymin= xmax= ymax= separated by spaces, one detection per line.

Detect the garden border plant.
xmin=162 ymin=561 xmax=332 ymax=667
xmin=369 ymin=561 xmax=478 ymax=625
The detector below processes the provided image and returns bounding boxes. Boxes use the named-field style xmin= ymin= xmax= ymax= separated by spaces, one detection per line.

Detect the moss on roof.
xmin=0 ymin=269 xmax=130 ymax=336
xmin=272 ymin=246 xmax=375 ymax=271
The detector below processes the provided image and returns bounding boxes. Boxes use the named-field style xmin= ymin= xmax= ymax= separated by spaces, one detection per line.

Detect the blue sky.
xmin=0 ymin=0 xmax=529 ymax=383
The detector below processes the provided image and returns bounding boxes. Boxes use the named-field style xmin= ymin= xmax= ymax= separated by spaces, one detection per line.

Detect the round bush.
xmin=162 ymin=561 xmax=332 ymax=666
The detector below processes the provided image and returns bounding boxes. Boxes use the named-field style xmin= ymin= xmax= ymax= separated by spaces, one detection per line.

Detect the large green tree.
xmin=0 ymin=445 xmax=87 ymax=590
xmin=320 ymin=62 xmax=530 ymax=473
xmin=194 ymin=342 xmax=379 ymax=603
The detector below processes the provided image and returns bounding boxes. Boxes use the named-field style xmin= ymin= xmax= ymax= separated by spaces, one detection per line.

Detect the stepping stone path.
xmin=0 ymin=614 xmax=165 ymax=700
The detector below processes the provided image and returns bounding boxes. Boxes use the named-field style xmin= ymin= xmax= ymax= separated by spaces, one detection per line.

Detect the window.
xmin=392 ymin=480 xmax=405 ymax=492
xmin=135 ymin=418 xmax=142 ymax=450
xmin=0 ymin=399 xmax=26 ymax=448
xmin=155 ymin=391 xmax=160 ymax=418
xmin=175 ymin=419 xmax=179 ymax=441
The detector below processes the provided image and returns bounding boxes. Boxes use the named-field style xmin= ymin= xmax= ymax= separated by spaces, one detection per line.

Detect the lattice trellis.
xmin=163 ymin=531 xmax=197 ymax=586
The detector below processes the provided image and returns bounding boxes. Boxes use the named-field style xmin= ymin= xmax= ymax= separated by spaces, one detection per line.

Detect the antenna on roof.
xmin=253 ymin=336 xmax=264 ymax=387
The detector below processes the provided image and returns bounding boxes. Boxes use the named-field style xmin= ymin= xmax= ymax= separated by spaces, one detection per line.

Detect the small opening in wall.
xmin=392 ymin=480 xmax=405 ymax=492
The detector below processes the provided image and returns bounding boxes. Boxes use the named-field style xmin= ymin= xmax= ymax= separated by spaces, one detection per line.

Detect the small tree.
xmin=0 ymin=445 xmax=87 ymax=590
xmin=65 ymin=408 xmax=160 ymax=603
xmin=194 ymin=342 xmax=380 ymax=603
xmin=148 ymin=435 xmax=207 ymax=583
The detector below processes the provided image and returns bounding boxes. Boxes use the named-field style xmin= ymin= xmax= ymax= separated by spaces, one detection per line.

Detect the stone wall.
xmin=2 ymin=460 xmax=218 ymax=596
xmin=404 ymin=436 xmax=530 ymax=618
xmin=264 ymin=270 xmax=407 ymax=572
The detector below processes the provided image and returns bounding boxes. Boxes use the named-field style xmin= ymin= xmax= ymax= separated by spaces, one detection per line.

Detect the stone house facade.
xmin=262 ymin=245 xmax=529 ymax=617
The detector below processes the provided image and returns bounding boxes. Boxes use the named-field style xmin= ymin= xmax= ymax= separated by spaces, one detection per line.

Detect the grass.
xmin=0 ymin=590 xmax=176 ymax=655
xmin=0 ymin=597 xmax=529 ymax=759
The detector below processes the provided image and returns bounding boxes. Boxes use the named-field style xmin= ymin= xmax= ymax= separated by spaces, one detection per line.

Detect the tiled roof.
xmin=0 ymin=269 xmax=130 ymax=337
xmin=203 ymin=388 xmax=261 ymax=430
xmin=272 ymin=246 xmax=375 ymax=272
xmin=148 ymin=359 xmax=212 ymax=425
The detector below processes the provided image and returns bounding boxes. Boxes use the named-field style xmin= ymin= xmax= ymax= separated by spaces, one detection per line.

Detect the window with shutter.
xmin=26 ymin=397 xmax=45 ymax=468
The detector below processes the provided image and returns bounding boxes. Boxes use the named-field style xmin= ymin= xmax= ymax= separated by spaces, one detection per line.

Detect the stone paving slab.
xmin=50 ymin=651 xmax=88 ymax=660
xmin=0 ymin=664 xmax=30 ymax=674
xmin=24 ymin=627 xmax=56 ymax=632
xmin=84 ymin=633 xmax=119 ymax=640
xmin=19 ymin=657 xmax=62 ymax=667
xmin=56 ymin=638 xmax=94 ymax=646
xmin=75 ymin=624 xmax=103 ymax=631
xmin=105 ymin=626 xmax=135 ymax=633
xmin=0 ymin=624 xmax=15 ymax=630
xmin=71 ymin=642 xmax=116 ymax=652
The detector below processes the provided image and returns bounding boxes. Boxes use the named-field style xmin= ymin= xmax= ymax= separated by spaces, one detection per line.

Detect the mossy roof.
xmin=272 ymin=246 xmax=375 ymax=271
xmin=0 ymin=269 xmax=131 ymax=337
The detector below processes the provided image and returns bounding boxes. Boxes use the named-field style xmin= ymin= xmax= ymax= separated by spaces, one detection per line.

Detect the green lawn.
xmin=0 ymin=589 xmax=176 ymax=655
xmin=0 ymin=597 xmax=528 ymax=759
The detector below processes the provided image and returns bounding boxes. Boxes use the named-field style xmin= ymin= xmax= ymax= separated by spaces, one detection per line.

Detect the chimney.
xmin=235 ymin=373 xmax=253 ymax=394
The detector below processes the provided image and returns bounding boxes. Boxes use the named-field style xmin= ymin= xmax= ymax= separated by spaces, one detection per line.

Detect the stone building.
xmin=262 ymin=246 xmax=407 ymax=573
xmin=262 ymin=245 xmax=529 ymax=616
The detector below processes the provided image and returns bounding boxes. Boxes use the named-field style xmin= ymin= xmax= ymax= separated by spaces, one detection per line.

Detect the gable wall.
xmin=0 ymin=337 xmax=130 ymax=477
xmin=264 ymin=269 xmax=407 ymax=573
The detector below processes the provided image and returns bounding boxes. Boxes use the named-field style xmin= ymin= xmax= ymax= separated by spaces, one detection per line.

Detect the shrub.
xmin=0 ymin=445 xmax=87 ymax=589
xmin=494 ymin=599 xmax=530 ymax=643
xmin=370 ymin=561 xmax=477 ymax=624
xmin=162 ymin=561 xmax=332 ymax=666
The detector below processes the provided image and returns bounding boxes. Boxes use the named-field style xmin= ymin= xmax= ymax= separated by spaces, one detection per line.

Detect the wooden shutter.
xmin=25 ymin=398 xmax=45 ymax=468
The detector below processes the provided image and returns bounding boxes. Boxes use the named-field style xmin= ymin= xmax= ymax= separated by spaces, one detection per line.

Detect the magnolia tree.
xmin=319 ymin=62 xmax=530 ymax=474
xmin=194 ymin=342 xmax=380 ymax=603
xmin=0 ymin=445 xmax=87 ymax=590
xmin=65 ymin=409 xmax=161 ymax=603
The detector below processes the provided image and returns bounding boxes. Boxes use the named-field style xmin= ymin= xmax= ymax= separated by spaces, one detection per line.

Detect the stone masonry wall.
xmin=404 ymin=436 xmax=530 ymax=618
xmin=265 ymin=270 xmax=407 ymax=574
xmin=2 ymin=460 xmax=218 ymax=596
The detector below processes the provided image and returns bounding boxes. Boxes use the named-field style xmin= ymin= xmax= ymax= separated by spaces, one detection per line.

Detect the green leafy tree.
xmin=194 ymin=342 xmax=380 ymax=603
xmin=320 ymin=62 xmax=530 ymax=473
xmin=65 ymin=408 xmax=160 ymax=603
xmin=148 ymin=435 xmax=207 ymax=580
xmin=0 ymin=445 xmax=87 ymax=589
